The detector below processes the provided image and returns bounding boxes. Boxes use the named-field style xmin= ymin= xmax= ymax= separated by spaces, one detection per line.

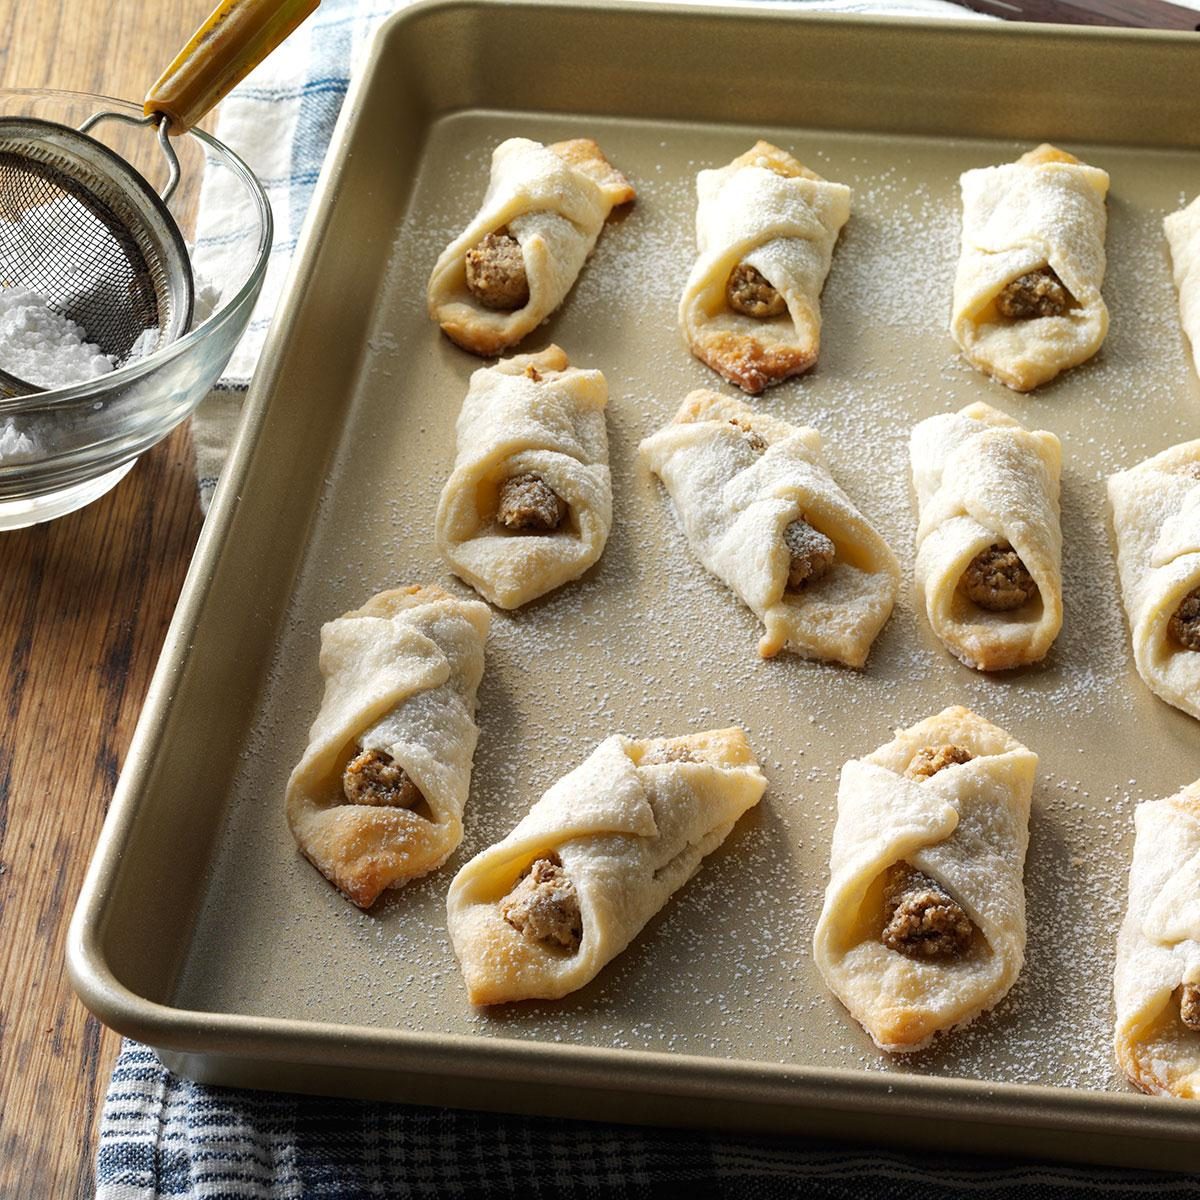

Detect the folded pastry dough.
xmin=813 ymin=706 xmax=1036 ymax=1053
xmin=951 ymin=144 xmax=1109 ymax=392
xmin=286 ymin=585 xmax=490 ymax=908
xmin=1114 ymin=781 xmax=1200 ymax=1098
xmin=1165 ymin=195 xmax=1200 ymax=380
xmin=911 ymin=401 xmax=1063 ymax=672
xmin=1108 ymin=440 xmax=1200 ymax=721
xmin=679 ymin=141 xmax=851 ymax=395
xmin=446 ymin=728 xmax=766 ymax=1005
xmin=427 ymin=137 xmax=635 ymax=357
xmin=435 ymin=345 xmax=612 ymax=610
xmin=639 ymin=390 xmax=899 ymax=666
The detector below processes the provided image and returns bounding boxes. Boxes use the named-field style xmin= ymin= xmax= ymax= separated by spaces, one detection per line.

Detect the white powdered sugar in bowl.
xmin=0 ymin=284 xmax=116 ymax=390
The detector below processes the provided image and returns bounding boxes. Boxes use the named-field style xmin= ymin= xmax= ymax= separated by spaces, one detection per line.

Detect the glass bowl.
xmin=0 ymin=89 xmax=272 ymax=528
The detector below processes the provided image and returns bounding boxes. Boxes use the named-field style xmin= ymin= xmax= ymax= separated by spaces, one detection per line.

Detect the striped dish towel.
xmin=101 ymin=1 xmax=1191 ymax=1198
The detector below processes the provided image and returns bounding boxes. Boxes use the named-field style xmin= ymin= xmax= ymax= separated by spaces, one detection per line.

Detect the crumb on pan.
xmin=726 ymin=263 xmax=787 ymax=319
xmin=995 ymin=267 xmax=1072 ymax=320
xmin=881 ymin=862 xmax=975 ymax=961
xmin=784 ymin=518 xmax=835 ymax=590
xmin=465 ymin=231 xmax=529 ymax=310
xmin=1169 ymin=586 xmax=1200 ymax=651
xmin=905 ymin=744 xmax=973 ymax=781
xmin=497 ymin=473 xmax=567 ymax=532
xmin=640 ymin=743 xmax=700 ymax=766
xmin=500 ymin=855 xmax=582 ymax=952
xmin=961 ymin=543 xmax=1038 ymax=612
xmin=343 ymin=748 xmax=424 ymax=809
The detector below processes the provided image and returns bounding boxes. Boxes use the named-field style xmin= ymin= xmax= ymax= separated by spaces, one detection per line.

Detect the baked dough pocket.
xmin=813 ymin=706 xmax=1036 ymax=1054
xmin=1108 ymin=440 xmax=1200 ymax=722
xmin=427 ymin=137 xmax=635 ymax=357
xmin=679 ymin=141 xmax=851 ymax=394
xmin=286 ymin=585 xmax=490 ymax=909
xmin=640 ymin=389 xmax=899 ymax=667
xmin=436 ymin=345 xmax=612 ymax=610
xmin=1165 ymin=194 xmax=1200 ymax=380
xmin=951 ymin=144 xmax=1109 ymax=393
xmin=911 ymin=401 xmax=1062 ymax=672
xmin=445 ymin=728 xmax=767 ymax=1006
xmin=1114 ymin=782 xmax=1200 ymax=1098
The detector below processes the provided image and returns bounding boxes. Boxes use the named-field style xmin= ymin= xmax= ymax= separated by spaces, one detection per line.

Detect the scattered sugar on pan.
xmin=170 ymin=124 xmax=1198 ymax=1097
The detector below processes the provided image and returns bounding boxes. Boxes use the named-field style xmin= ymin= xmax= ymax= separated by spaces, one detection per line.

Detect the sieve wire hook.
xmin=77 ymin=110 xmax=182 ymax=204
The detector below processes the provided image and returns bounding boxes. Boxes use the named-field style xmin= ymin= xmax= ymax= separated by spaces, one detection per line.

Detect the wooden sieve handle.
xmin=144 ymin=0 xmax=321 ymax=133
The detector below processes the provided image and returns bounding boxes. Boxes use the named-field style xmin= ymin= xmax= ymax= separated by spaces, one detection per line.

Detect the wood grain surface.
xmin=0 ymin=1 xmax=216 ymax=1196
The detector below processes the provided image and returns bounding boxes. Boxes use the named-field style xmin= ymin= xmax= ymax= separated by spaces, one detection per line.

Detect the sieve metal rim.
xmin=0 ymin=113 xmax=194 ymax=397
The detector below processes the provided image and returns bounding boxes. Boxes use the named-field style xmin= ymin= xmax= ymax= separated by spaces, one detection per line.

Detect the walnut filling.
xmin=1169 ymin=587 xmax=1200 ymax=652
xmin=640 ymin=743 xmax=700 ymax=766
xmin=497 ymin=473 xmax=567 ymax=532
xmin=961 ymin=543 xmax=1038 ymax=612
xmin=881 ymin=864 xmax=975 ymax=961
xmin=784 ymin=518 xmax=835 ymax=590
xmin=905 ymin=743 xmax=973 ymax=782
xmin=880 ymin=744 xmax=976 ymax=961
xmin=500 ymin=855 xmax=582 ymax=952
xmin=1181 ymin=984 xmax=1200 ymax=1031
xmin=995 ymin=267 xmax=1072 ymax=320
xmin=465 ymin=231 xmax=529 ymax=310
xmin=729 ymin=416 xmax=767 ymax=454
xmin=726 ymin=263 xmax=787 ymax=319
xmin=342 ymin=748 xmax=424 ymax=809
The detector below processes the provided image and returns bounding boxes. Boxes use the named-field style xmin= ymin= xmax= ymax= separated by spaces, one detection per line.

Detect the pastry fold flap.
xmin=952 ymin=149 xmax=1109 ymax=391
xmin=913 ymin=404 xmax=1062 ymax=671
xmin=428 ymin=138 xmax=634 ymax=356
xmin=1165 ymin=196 xmax=1200 ymax=379
xmin=680 ymin=142 xmax=851 ymax=393
xmin=286 ymin=588 xmax=490 ymax=908
xmin=1108 ymin=443 xmax=1200 ymax=718
xmin=1153 ymin=487 xmax=1200 ymax=567
xmin=640 ymin=391 xmax=898 ymax=668
xmin=1115 ymin=787 xmax=1200 ymax=1097
xmin=446 ymin=729 xmax=766 ymax=1005
xmin=436 ymin=347 xmax=612 ymax=610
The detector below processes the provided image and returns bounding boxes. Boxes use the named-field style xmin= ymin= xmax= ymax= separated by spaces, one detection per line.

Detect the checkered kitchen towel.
xmin=99 ymin=0 xmax=1200 ymax=1197
xmin=97 ymin=1047 xmax=1200 ymax=1200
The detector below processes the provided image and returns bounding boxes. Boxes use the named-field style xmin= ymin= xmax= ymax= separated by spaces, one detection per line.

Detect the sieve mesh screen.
xmin=0 ymin=150 xmax=160 ymax=365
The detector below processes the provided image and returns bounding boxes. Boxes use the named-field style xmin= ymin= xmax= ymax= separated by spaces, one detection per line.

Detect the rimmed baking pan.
xmin=69 ymin=0 xmax=1200 ymax=1169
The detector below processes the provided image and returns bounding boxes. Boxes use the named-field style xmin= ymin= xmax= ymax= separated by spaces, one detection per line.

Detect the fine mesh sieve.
xmin=0 ymin=0 xmax=321 ymax=400
xmin=0 ymin=114 xmax=193 ymax=399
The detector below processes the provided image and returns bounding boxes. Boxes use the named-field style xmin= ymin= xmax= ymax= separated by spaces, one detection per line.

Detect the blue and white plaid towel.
xmin=96 ymin=1 xmax=1200 ymax=1196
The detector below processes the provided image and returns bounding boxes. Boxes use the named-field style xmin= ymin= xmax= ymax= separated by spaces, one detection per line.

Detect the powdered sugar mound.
xmin=0 ymin=419 xmax=37 ymax=462
xmin=0 ymin=285 xmax=115 ymax=389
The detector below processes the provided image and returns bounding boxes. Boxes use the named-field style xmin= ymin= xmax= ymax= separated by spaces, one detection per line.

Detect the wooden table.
xmin=0 ymin=2 xmax=215 ymax=1194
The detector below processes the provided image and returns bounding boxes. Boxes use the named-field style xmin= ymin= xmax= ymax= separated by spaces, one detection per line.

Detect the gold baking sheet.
xmin=70 ymin=0 xmax=1200 ymax=1168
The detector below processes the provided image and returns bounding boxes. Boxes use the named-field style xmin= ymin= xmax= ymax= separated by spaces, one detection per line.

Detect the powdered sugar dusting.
xmin=174 ymin=114 xmax=1200 ymax=1101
